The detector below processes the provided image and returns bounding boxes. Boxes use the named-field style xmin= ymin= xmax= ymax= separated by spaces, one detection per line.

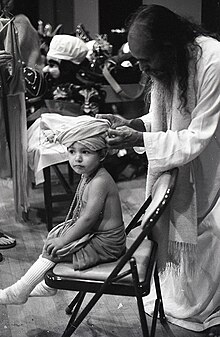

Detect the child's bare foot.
xmin=207 ymin=325 xmax=220 ymax=337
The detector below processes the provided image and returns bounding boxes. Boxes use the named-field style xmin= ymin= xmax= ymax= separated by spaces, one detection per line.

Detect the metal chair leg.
xmin=65 ymin=291 xmax=86 ymax=315
xmin=153 ymin=266 xmax=166 ymax=323
xmin=62 ymin=287 xmax=107 ymax=337
xmin=150 ymin=298 xmax=160 ymax=337
xmin=130 ymin=258 xmax=150 ymax=337
xmin=63 ymin=292 xmax=86 ymax=337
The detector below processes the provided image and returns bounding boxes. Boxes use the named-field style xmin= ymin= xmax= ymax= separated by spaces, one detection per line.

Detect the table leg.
xmin=43 ymin=167 xmax=53 ymax=231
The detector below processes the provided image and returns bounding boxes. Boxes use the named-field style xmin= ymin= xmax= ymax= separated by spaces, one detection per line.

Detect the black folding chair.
xmin=45 ymin=168 xmax=178 ymax=337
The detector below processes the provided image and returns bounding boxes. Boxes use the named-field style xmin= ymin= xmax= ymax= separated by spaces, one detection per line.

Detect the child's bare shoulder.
xmin=90 ymin=167 xmax=116 ymax=190
xmin=97 ymin=167 xmax=115 ymax=181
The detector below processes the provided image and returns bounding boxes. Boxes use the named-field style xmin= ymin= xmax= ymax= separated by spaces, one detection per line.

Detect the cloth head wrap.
xmin=56 ymin=115 xmax=111 ymax=151
xmin=47 ymin=35 xmax=89 ymax=65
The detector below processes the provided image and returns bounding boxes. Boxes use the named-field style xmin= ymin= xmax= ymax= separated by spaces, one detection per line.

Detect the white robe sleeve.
xmin=133 ymin=113 xmax=152 ymax=154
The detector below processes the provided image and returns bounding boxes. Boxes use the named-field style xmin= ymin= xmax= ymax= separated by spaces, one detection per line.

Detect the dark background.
xmin=5 ymin=0 xmax=220 ymax=36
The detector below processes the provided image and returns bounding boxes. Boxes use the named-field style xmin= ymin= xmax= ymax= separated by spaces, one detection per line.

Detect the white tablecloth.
xmin=27 ymin=113 xmax=74 ymax=184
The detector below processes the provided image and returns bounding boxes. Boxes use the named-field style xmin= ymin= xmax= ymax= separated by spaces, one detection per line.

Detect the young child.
xmin=0 ymin=116 xmax=126 ymax=305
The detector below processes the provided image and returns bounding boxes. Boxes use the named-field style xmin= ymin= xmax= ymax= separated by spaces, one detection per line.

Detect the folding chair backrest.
xmin=122 ymin=168 xmax=178 ymax=283
xmin=140 ymin=169 xmax=177 ymax=231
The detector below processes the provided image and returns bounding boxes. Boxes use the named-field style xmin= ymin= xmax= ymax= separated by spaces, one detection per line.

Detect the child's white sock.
xmin=29 ymin=280 xmax=57 ymax=297
xmin=0 ymin=255 xmax=55 ymax=305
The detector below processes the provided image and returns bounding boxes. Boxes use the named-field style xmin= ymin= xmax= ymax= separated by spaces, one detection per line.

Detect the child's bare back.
xmin=81 ymin=167 xmax=124 ymax=233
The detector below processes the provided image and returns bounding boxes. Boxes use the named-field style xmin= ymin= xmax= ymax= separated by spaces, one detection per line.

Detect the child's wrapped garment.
xmin=45 ymin=219 xmax=126 ymax=270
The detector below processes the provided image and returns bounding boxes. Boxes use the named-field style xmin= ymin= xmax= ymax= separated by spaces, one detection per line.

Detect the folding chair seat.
xmin=45 ymin=168 xmax=178 ymax=337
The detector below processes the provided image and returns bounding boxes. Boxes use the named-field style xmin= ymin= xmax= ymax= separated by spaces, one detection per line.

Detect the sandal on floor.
xmin=0 ymin=232 xmax=16 ymax=249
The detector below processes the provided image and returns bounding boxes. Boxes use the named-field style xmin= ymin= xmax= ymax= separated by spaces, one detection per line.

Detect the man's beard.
xmin=150 ymin=69 xmax=174 ymax=96
xmin=147 ymin=55 xmax=176 ymax=92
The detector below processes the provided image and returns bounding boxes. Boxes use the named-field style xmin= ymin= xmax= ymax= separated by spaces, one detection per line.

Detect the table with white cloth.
xmin=27 ymin=114 xmax=80 ymax=231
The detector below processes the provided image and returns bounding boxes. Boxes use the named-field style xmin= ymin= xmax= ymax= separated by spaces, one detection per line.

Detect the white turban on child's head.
xmin=56 ymin=115 xmax=111 ymax=151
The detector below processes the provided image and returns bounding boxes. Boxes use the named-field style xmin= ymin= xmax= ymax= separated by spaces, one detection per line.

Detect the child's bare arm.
xmin=45 ymin=176 xmax=108 ymax=257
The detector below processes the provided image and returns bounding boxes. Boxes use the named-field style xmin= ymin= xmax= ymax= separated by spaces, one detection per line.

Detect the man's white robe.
xmin=137 ymin=36 xmax=220 ymax=331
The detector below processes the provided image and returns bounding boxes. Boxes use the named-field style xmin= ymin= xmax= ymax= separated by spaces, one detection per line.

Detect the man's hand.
xmin=96 ymin=113 xmax=146 ymax=132
xmin=95 ymin=113 xmax=130 ymax=129
xmin=106 ymin=126 xmax=144 ymax=149
xmin=0 ymin=51 xmax=12 ymax=67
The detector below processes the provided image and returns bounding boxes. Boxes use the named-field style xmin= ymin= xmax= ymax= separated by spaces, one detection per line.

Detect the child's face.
xmin=67 ymin=142 xmax=101 ymax=177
